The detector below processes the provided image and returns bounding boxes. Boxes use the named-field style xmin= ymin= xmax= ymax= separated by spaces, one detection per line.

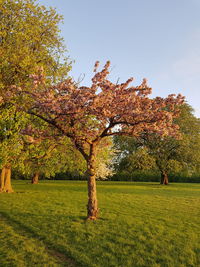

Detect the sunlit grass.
xmin=0 ymin=180 xmax=199 ymax=266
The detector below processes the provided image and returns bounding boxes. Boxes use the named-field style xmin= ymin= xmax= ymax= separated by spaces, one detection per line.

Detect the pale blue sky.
xmin=37 ymin=0 xmax=200 ymax=117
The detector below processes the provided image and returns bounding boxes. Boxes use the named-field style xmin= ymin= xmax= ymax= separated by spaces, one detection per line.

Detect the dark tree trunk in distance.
xmin=31 ymin=172 xmax=39 ymax=184
xmin=0 ymin=165 xmax=14 ymax=193
xmin=160 ymin=171 xmax=169 ymax=185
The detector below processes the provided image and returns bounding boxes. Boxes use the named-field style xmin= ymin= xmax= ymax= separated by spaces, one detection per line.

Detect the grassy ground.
xmin=0 ymin=181 xmax=199 ymax=267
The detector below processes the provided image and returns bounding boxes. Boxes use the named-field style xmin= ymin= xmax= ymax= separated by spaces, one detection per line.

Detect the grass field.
xmin=0 ymin=180 xmax=199 ymax=267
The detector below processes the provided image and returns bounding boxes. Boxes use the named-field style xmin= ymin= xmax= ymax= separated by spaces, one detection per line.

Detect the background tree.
xmin=114 ymin=104 xmax=200 ymax=184
xmin=0 ymin=106 xmax=27 ymax=192
xmin=94 ymin=138 xmax=116 ymax=180
xmin=0 ymin=0 xmax=70 ymax=94
xmin=142 ymin=104 xmax=200 ymax=184
xmin=20 ymin=136 xmax=84 ymax=184
xmin=0 ymin=0 xmax=71 ymax=192
xmin=115 ymin=146 xmax=156 ymax=174
xmin=22 ymin=128 xmax=116 ymax=182
xmin=23 ymin=61 xmax=184 ymax=220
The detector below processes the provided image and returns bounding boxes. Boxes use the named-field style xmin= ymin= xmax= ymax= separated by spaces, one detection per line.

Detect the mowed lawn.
xmin=0 ymin=181 xmax=199 ymax=267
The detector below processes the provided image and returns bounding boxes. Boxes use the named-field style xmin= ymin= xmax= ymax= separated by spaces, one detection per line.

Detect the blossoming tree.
xmin=25 ymin=62 xmax=184 ymax=220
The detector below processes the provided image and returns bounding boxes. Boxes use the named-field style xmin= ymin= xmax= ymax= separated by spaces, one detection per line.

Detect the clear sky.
xmin=37 ymin=0 xmax=200 ymax=117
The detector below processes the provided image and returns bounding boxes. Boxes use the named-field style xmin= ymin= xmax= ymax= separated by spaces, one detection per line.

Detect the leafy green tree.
xmin=20 ymin=136 xmax=85 ymax=184
xmin=0 ymin=0 xmax=71 ymax=192
xmin=144 ymin=104 xmax=200 ymax=184
xmin=0 ymin=0 xmax=70 ymax=92
xmin=115 ymin=104 xmax=200 ymax=184
xmin=116 ymin=147 xmax=156 ymax=174
xmin=0 ymin=106 xmax=28 ymax=192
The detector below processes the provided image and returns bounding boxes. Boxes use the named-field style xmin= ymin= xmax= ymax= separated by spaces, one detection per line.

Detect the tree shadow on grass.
xmin=0 ymin=211 xmax=85 ymax=267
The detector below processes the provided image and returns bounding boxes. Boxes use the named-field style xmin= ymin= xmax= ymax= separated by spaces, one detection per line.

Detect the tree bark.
xmin=31 ymin=172 xmax=39 ymax=184
xmin=0 ymin=167 xmax=6 ymax=192
xmin=0 ymin=165 xmax=14 ymax=193
xmin=87 ymin=145 xmax=98 ymax=220
xmin=160 ymin=171 xmax=169 ymax=185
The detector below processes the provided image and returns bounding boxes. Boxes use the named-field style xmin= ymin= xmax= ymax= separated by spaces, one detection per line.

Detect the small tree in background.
xmin=23 ymin=61 xmax=184 ymax=219
xmin=21 ymin=136 xmax=83 ymax=184
xmin=142 ymin=104 xmax=200 ymax=184
xmin=114 ymin=104 xmax=200 ymax=184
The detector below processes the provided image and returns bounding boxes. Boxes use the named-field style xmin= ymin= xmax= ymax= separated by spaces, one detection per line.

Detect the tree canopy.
xmin=0 ymin=0 xmax=71 ymax=192
xmin=0 ymin=0 xmax=70 ymax=93
xmin=114 ymin=104 xmax=200 ymax=184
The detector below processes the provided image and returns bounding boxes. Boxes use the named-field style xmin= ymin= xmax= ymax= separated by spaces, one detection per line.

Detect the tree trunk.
xmin=87 ymin=145 xmax=98 ymax=220
xmin=0 ymin=167 xmax=6 ymax=192
xmin=0 ymin=165 xmax=14 ymax=193
xmin=160 ymin=171 xmax=169 ymax=185
xmin=31 ymin=172 xmax=39 ymax=184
